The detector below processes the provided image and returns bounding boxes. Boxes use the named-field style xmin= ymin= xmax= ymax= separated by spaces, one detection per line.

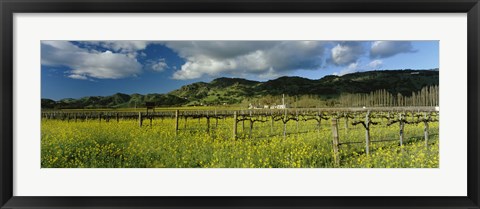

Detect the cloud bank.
xmin=165 ymin=41 xmax=327 ymax=80
xmin=41 ymin=40 xmax=420 ymax=81
xmin=41 ymin=41 xmax=142 ymax=79
xmin=330 ymin=42 xmax=365 ymax=66
xmin=147 ymin=58 xmax=169 ymax=72
xmin=370 ymin=41 xmax=416 ymax=58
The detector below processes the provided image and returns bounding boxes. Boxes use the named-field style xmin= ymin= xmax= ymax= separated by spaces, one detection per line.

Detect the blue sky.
xmin=41 ymin=41 xmax=439 ymax=100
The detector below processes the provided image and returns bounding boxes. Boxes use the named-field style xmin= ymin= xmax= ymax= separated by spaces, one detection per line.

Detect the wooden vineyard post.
xmin=283 ymin=109 xmax=287 ymax=139
xmin=249 ymin=119 xmax=254 ymax=138
xmin=424 ymin=112 xmax=429 ymax=147
xmin=331 ymin=117 xmax=340 ymax=166
xmin=197 ymin=112 xmax=200 ymax=124
xmin=317 ymin=111 xmax=322 ymax=131
xmin=138 ymin=112 xmax=143 ymax=127
xmin=74 ymin=113 xmax=77 ymax=122
xmin=205 ymin=112 xmax=210 ymax=133
xmin=116 ymin=113 xmax=119 ymax=123
xmin=206 ymin=117 xmax=210 ymax=133
xmin=175 ymin=110 xmax=179 ymax=132
xmin=249 ymin=110 xmax=253 ymax=138
xmin=149 ymin=115 xmax=153 ymax=127
xmin=271 ymin=114 xmax=274 ymax=134
xmin=215 ymin=110 xmax=218 ymax=128
xmin=233 ymin=111 xmax=238 ymax=139
xmin=296 ymin=109 xmax=299 ymax=134
xmin=344 ymin=112 xmax=349 ymax=132
xmin=399 ymin=113 xmax=404 ymax=146
xmin=365 ymin=111 xmax=370 ymax=155
xmin=184 ymin=116 xmax=187 ymax=130
xmin=98 ymin=113 xmax=102 ymax=123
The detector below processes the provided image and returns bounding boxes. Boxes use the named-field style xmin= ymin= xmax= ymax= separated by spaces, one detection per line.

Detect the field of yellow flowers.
xmin=41 ymin=117 xmax=439 ymax=168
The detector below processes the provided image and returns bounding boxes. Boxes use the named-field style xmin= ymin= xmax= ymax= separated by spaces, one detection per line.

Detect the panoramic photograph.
xmin=41 ymin=40 xmax=439 ymax=168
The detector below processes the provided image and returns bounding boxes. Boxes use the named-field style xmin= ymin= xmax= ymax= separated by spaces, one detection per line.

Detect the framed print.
xmin=1 ymin=0 xmax=479 ymax=208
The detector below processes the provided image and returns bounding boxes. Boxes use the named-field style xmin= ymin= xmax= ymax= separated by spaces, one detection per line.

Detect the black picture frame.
xmin=1 ymin=0 xmax=479 ymax=208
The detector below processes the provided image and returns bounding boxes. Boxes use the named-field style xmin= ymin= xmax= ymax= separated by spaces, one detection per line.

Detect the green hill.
xmin=42 ymin=69 xmax=439 ymax=109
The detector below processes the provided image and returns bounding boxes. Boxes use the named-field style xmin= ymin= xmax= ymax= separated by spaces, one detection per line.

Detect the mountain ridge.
xmin=42 ymin=69 xmax=439 ymax=109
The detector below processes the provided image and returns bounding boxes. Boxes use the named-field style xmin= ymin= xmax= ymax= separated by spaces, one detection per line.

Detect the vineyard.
xmin=41 ymin=107 xmax=439 ymax=168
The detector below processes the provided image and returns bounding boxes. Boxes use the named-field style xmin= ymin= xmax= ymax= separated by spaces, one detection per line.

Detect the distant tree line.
xmin=43 ymin=85 xmax=439 ymax=109
xmin=242 ymin=85 xmax=439 ymax=108
xmin=337 ymin=85 xmax=439 ymax=107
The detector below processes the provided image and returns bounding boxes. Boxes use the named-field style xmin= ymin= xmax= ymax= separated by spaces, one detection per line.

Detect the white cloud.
xmin=41 ymin=41 xmax=142 ymax=79
xmin=86 ymin=41 xmax=149 ymax=54
xmin=370 ymin=41 xmax=416 ymax=58
xmin=148 ymin=58 xmax=169 ymax=72
xmin=79 ymin=41 xmax=152 ymax=59
xmin=332 ymin=62 xmax=361 ymax=76
xmin=67 ymin=74 xmax=88 ymax=80
xmin=338 ymin=62 xmax=360 ymax=75
xmin=368 ymin=59 xmax=383 ymax=69
xmin=330 ymin=42 xmax=365 ymax=66
xmin=167 ymin=41 xmax=326 ymax=80
xmin=335 ymin=59 xmax=384 ymax=76
xmin=164 ymin=41 xmax=275 ymax=60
